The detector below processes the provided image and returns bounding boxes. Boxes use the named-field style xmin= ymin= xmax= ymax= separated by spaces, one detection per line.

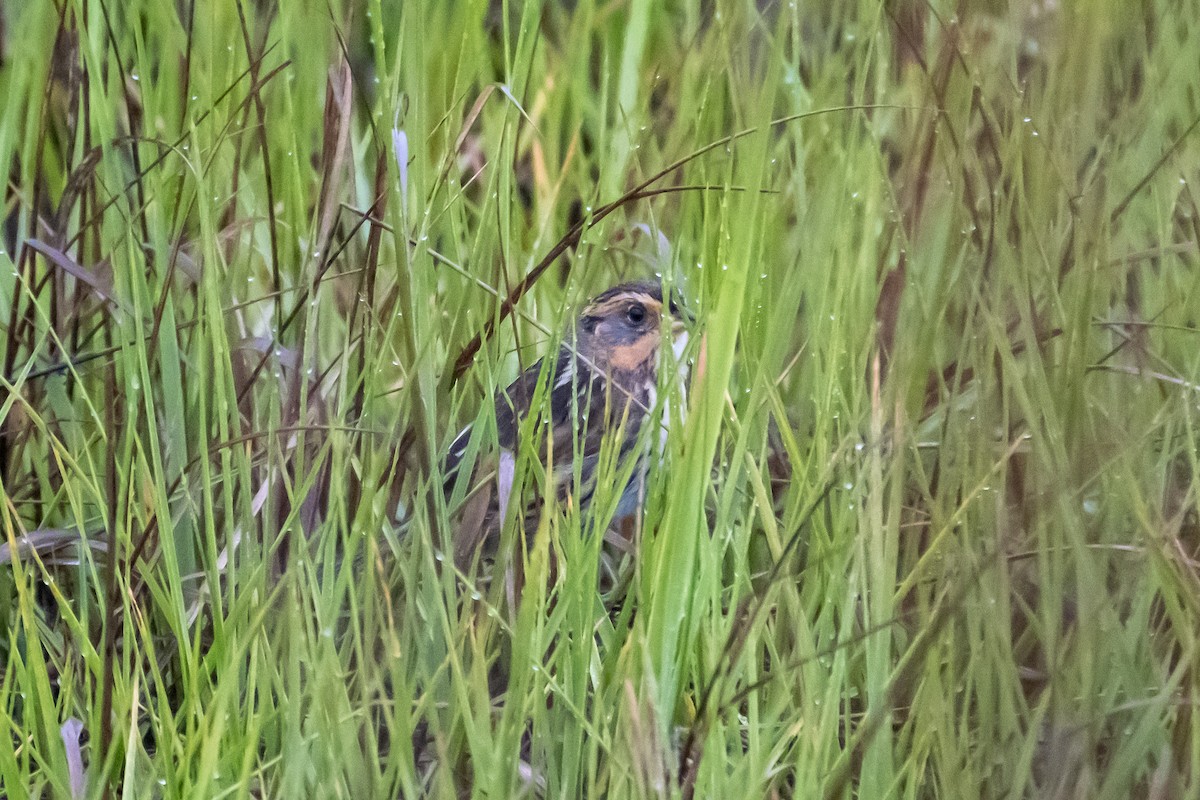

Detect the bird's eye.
xmin=625 ymin=304 xmax=646 ymax=326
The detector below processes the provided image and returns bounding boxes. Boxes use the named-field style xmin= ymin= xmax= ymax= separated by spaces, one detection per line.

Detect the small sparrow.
xmin=444 ymin=281 xmax=691 ymax=572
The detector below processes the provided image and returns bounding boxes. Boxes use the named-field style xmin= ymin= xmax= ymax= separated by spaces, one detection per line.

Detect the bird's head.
xmin=574 ymin=281 xmax=689 ymax=377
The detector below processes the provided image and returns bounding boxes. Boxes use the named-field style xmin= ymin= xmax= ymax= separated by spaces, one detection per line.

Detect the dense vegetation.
xmin=2 ymin=1 xmax=1199 ymax=796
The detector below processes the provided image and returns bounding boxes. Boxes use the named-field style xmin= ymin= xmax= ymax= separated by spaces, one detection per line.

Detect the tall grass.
xmin=2 ymin=1 xmax=1199 ymax=797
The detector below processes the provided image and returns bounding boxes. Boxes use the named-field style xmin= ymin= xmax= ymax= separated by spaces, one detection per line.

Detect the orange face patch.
xmin=607 ymin=328 xmax=661 ymax=371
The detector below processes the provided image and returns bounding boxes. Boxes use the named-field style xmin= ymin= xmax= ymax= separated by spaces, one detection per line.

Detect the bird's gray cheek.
xmin=600 ymin=324 xmax=638 ymax=347
xmin=592 ymin=324 xmax=618 ymax=349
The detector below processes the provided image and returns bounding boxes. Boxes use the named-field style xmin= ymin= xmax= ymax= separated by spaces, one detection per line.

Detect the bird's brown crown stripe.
xmin=584 ymin=294 xmax=663 ymax=318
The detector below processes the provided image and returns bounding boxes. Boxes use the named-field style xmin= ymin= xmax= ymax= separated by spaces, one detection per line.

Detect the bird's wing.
xmin=443 ymin=349 xmax=562 ymax=484
xmin=494 ymin=347 xmax=585 ymax=450
xmin=444 ymin=344 xmax=610 ymax=510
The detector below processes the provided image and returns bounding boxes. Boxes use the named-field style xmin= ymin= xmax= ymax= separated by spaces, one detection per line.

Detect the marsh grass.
xmin=2 ymin=1 xmax=1200 ymax=797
